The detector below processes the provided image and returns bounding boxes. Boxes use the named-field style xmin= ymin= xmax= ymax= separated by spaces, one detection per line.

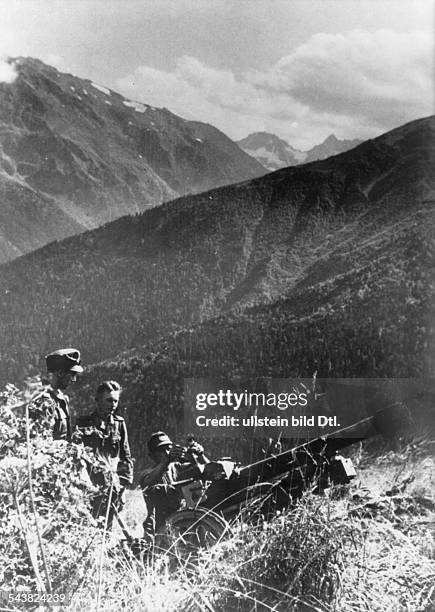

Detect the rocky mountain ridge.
xmin=0 ymin=57 xmax=265 ymax=262
xmin=237 ymin=131 xmax=363 ymax=171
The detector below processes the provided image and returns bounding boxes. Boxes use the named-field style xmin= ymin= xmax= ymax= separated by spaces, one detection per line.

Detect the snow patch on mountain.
xmin=243 ymin=147 xmax=283 ymax=169
xmin=91 ymin=82 xmax=111 ymax=96
xmin=123 ymin=100 xmax=147 ymax=113
xmin=237 ymin=132 xmax=307 ymax=171
xmin=290 ymin=149 xmax=308 ymax=163
xmin=238 ymin=132 xmax=362 ymax=171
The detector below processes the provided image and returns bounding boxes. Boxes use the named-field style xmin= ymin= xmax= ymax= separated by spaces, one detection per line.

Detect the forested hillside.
xmin=0 ymin=115 xmax=433 ymax=387
xmin=72 ymin=194 xmax=434 ymax=465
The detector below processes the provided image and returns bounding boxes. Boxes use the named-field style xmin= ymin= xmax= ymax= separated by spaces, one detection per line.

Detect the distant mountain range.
xmin=0 ymin=57 xmax=265 ymax=262
xmin=237 ymin=132 xmax=363 ymax=171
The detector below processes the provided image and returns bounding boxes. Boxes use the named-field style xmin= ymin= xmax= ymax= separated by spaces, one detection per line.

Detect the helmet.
xmin=147 ymin=431 xmax=172 ymax=454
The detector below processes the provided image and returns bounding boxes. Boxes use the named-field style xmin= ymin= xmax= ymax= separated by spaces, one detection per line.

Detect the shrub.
xmin=0 ymin=379 xmax=98 ymax=595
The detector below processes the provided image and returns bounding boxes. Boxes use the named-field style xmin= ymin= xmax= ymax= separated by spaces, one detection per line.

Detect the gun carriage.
xmin=159 ymin=409 xmax=394 ymax=552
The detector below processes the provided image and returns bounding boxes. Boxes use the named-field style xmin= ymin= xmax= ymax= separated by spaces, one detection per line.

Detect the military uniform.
xmin=28 ymin=387 xmax=72 ymax=441
xmin=73 ymin=412 xmax=133 ymax=523
xmin=140 ymin=432 xmax=206 ymax=541
xmin=140 ymin=463 xmax=182 ymax=540
xmin=29 ymin=348 xmax=83 ymax=441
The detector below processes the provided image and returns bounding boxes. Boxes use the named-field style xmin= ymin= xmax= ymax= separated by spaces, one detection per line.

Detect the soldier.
xmin=29 ymin=348 xmax=83 ymax=441
xmin=139 ymin=431 xmax=207 ymax=541
xmin=72 ymin=380 xmax=133 ymax=526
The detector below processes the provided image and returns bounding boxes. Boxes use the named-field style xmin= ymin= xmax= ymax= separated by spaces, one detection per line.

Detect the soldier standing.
xmin=72 ymin=380 xmax=133 ymax=526
xmin=29 ymin=348 xmax=83 ymax=441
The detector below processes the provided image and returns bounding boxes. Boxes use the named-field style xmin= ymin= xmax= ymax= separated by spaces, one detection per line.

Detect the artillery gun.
xmin=162 ymin=406 xmax=404 ymax=552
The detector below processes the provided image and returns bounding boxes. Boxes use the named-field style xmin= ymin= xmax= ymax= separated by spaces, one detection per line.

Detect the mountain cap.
xmin=45 ymin=348 xmax=83 ymax=373
xmin=148 ymin=431 xmax=173 ymax=454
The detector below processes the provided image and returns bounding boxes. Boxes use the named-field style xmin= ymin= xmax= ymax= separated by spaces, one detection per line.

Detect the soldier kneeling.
xmin=139 ymin=432 xmax=207 ymax=543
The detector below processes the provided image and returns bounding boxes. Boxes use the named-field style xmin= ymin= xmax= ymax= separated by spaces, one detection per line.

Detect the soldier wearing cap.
xmin=139 ymin=431 xmax=207 ymax=541
xmin=72 ymin=380 xmax=133 ymax=526
xmin=29 ymin=348 xmax=83 ymax=441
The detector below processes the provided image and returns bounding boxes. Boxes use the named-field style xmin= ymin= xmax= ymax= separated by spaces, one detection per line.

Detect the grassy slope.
xmin=70 ymin=440 xmax=435 ymax=612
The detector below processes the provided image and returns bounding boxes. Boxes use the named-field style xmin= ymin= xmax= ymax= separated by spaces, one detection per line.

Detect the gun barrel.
xmin=204 ymin=405 xmax=408 ymax=513
xmin=239 ymin=412 xmax=381 ymax=478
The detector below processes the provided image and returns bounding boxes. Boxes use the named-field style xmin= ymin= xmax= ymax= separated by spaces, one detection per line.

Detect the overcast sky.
xmin=1 ymin=0 xmax=433 ymax=148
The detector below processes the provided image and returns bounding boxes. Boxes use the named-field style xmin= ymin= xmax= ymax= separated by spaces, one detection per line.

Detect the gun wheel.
xmin=165 ymin=508 xmax=231 ymax=557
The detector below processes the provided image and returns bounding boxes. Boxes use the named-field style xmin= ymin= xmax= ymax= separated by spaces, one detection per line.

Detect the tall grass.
xmin=68 ymin=482 xmax=434 ymax=612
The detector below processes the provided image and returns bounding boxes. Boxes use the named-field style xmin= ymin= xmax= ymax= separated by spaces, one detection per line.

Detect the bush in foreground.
xmin=0 ymin=381 xmax=100 ymax=596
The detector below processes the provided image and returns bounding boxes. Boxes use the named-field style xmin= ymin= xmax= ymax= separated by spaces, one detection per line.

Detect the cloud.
xmin=249 ymin=30 xmax=433 ymax=129
xmin=116 ymin=56 xmax=315 ymax=147
xmin=0 ymin=58 xmax=17 ymax=84
xmin=0 ymin=52 xmax=66 ymax=86
xmin=118 ymin=29 xmax=433 ymax=149
xmin=118 ymin=56 xmax=297 ymax=121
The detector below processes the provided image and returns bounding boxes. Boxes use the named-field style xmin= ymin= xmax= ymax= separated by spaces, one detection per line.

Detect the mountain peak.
xmin=237 ymin=132 xmax=306 ymax=171
xmin=238 ymin=130 xmax=364 ymax=171
xmin=323 ymin=134 xmax=339 ymax=144
xmin=0 ymin=56 xmax=265 ymax=262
